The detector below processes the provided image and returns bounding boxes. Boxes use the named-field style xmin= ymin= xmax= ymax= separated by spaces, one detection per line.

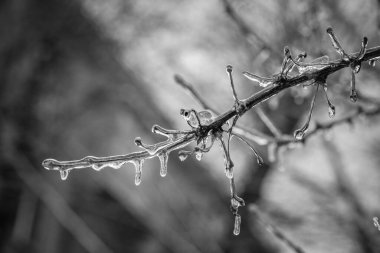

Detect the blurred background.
xmin=1 ymin=0 xmax=380 ymax=252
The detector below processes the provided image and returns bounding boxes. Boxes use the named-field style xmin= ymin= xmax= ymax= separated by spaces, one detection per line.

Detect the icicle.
xmin=134 ymin=160 xmax=144 ymax=186
xmin=326 ymin=27 xmax=349 ymax=61
xmin=369 ymin=60 xmax=376 ymax=67
xmin=323 ymin=84 xmax=335 ymax=118
xmin=158 ymin=152 xmax=169 ymax=177
xmin=233 ymin=214 xmax=241 ymax=236
xmin=134 ymin=137 xmax=158 ymax=155
xmin=350 ymin=71 xmax=358 ymax=102
xmin=294 ymin=84 xmax=319 ymax=140
xmin=60 ymin=170 xmax=69 ymax=180
xmin=242 ymin=71 xmax=274 ymax=87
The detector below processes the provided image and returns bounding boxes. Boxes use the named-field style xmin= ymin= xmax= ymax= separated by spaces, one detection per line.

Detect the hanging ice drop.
xmin=195 ymin=150 xmax=203 ymax=161
xmin=134 ymin=160 xmax=144 ymax=186
xmin=328 ymin=103 xmax=336 ymax=118
xmin=233 ymin=214 xmax=241 ymax=236
xmin=159 ymin=152 xmax=169 ymax=177
xmin=60 ymin=170 xmax=69 ymax=181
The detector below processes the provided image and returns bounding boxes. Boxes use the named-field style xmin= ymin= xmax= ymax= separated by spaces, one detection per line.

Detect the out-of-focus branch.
xmin=221 ymin=0 xmax=282 ymax=59
xmin=10 ymin=155 xmax=113 ymax=253
xmin=249 ymin=204 xmax=306 ymax=253
xmin=276 ymin=105 xmax=380 ymax=147
xmin=323 ymin=140 xmax=378 ymax=253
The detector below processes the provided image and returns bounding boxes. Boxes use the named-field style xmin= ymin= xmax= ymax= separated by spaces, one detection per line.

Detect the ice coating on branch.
xmin=225 ymin=162 xmax=234 ymax=179
xmin=134 ymin=137 xmax=158 ymax=155
xmin=357 ymin=37 xmax=368 ymax=61
xmin=233 ymin=214 xmax=241 ymax=236
xmin=91 ymin=161 xmax=125 ymax=171
xmin=242 ymin=71 xmax=274 ymax=87
xmin=180 ymin=109 xmax=214 ymax=127
xmin=42 ymin=158 xmax=128 ymax=181
xmin=158 ymin=152 xmax=169 ymax=177
xmin=296 ymin=55 xmax=329 ymax=74
xmin=134 ymin=160 xmax=144 ymax=186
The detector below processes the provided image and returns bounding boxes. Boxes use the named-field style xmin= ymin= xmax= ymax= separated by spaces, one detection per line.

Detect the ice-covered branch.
xmin=43 ymin=27 xmax=380 ymax=236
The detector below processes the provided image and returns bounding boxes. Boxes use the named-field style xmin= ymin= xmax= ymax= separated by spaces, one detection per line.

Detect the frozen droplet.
xmin=134 ymin=160 xmax=144 ymax=186
xmin=242 ymin=71 xmax=274 ymax=87
xmin=195 ymin=150 xmax=203 ymax=161
xmin=350 ymin=90 xmax=358 ymax=103
xmin=297 ymin=55 xmax=329 ymax=74
xmin=60 ymin=170 xmax=69 ymax=181
xmin=294 ymin=129 xmax=305 ymax=140
xmin=328 ymin=104 xmax=336 ymax=118
xmin=158 ymin=152 xmax=169 ymax=177
xmin=233 ymin=214 xmax=241 ymax=236
xmin=178 ymin=151 xmax=190 ymax=161
xmin=353 ymin=64 xmax=361 ymax=74
xmin=369 ymin=60 xmax=376 ymax=67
